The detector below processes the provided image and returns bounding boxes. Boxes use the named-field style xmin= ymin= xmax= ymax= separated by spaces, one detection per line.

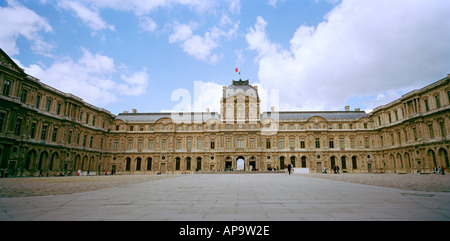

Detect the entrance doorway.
xmin=316 ymin=162 xmax=322 ymax=173
xmin=236 ymin=156 xmax=245 ymax=171
xmin=160 ymin=163 xmax=166 ymax=174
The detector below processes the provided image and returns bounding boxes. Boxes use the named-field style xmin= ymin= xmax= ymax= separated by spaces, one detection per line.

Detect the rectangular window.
xmin=250 ymin=138 xmax=255 ymax=149
xmin=435 ymin=95 xmax=441 ymax=108
xmin=350 ymin=138 xmax=355 ymax=148
xmin=21 ymin=89 xmax=28 ymax=103
xmin=89 ymin=136 xmax=93 ymax=148
xmin=114 ymin=140 xmax=119 ymax=150
xmin=2 ymin=80 xmax=11 ymax=96
xmin=339 ymin=138 xmax=345 ymax=149
xmin=413 ymin=127 xmax=417 ymax=141
xmin=197 ymin=138 xmax=202 ymax=149
xmin=210 ymin=138 xmax=215 ymax=149
xmin=236 ymin=139 xmax=245 ymax=149
xmin=67 ymin=130 xmax=72 ymax=144
xmin=226 ymin=138 xmax=231 ymax=149
xmin=14 ymin=118 xmax=22 ymax=136
xmin=266 ymin=138 xmax=271 ymax=149
xmin=176 ymin=139 xmax=181 ymax=150
xmin=138 ymin=139 xmax=143 ymax=150
xmin=35 ymin=95 xmax=41 ymax=109
xmin=56 ymin=103 xmax=61 ymax=115
xmin=425 ymin=99 xmax=429 ymax=111
xmin=0 ymin=113 xmax=4 ymax=131
xmin=429 ymin=124 xmax=434 ymax=139
xmin=83 ymin=135 xmax=87 ymax=147
xmin=440 ymin=122 xmax=446 ymax=138
xmin=30 ymin=122 xmax=37 ymax=138
xmin=290 ymin=138 xmax=294 ymax=148
xmin=329 ymin=138 xmax=334 ymax=148
xmin=46 ymin=99 xmax=51 ymax=112
xmin=300 ymin=138 xmax=305 ymax=149
xmin=187 ymin=138 xmax=192 ymax=150
xmin=365 ymin=137 xmax=370 ymax=148
xmin=279 ymin=138 xmax=284 ymax=149
xmin=148 ymin=139 xmax=154 ymax=150
xmin=162 ymin=139 xmax=167 ymax=150
xmin=315 ymin=138 xmax=320 ymax=148
xmin=52 ymin=127 xmax=58 ymax=142
xmin=41 ymin=125 xmax=48 ymax=140
xmin=128 ymin=139 xmax=133 ymax=150
xmin=86 ymin=114 xmax=89 ymax=124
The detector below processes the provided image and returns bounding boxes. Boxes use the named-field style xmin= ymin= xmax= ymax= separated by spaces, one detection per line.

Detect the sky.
xmin=1 ymin=0 xmax=449 ymax=116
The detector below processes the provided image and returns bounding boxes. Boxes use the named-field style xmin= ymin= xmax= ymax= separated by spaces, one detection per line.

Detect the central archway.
xmin=236 ymin=156 xmax=245 ymax=171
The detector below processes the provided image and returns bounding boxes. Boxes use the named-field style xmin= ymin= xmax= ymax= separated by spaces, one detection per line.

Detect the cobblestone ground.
xmin=0 ymin=173 xmax=449 ymax=198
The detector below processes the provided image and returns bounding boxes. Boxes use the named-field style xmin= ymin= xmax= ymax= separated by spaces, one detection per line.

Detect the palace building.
xmin=0 ymin=48 xmax=449 ymax=176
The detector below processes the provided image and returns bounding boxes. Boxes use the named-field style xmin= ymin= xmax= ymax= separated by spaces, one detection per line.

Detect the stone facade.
xmin=0 ymin=48 xmax=449 ymax=176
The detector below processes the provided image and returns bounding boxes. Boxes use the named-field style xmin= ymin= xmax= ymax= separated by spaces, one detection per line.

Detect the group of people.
xmin=434 ymin=166 xmax=446 ymax=175
xmin=322 ymin=166 xmax=341 ymax=174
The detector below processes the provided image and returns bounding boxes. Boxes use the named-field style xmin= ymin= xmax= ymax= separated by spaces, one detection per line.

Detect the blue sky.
xmin=1 ymin=0 xmax=449 ymax=115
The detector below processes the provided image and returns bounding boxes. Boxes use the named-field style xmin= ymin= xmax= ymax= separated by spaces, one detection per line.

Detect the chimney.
xmin=345 ymin=106 xmax=350 ymax=111
xmin=271 ymin=106 xmax=275 ymax=112
xmin=132 ymin=109 xmax=137 ymax=113
xmin=206 ymin=108 xmax=210 ymax=112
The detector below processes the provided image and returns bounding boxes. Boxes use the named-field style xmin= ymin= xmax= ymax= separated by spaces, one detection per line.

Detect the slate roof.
xmin=115 ymin=112 xmax=220 ymax=123
xmin=261 ymin=111 xmax=369 ymax=121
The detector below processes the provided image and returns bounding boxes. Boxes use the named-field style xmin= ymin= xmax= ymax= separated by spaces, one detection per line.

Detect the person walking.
xmin=287 ymin=163 xmax=292 ymax=175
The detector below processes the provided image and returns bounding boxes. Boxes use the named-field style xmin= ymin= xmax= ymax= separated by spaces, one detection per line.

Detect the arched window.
xmin=301 ymin=156 xmax=307 ymax=168
xmin=341 ymin=156 xmax=347 ymax=169
xmin=146 ymin=157 xmax=152 ymax=170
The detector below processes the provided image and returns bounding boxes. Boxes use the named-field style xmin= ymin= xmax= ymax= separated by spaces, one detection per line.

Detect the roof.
xmin=115 ymin=112 xmax=220 ymax=123
xmin=261 ymin=111 xmax=369 ymax=121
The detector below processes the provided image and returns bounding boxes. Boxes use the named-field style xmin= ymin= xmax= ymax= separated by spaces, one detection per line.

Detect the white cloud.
xmin=246 ymin=0 xmax=450 ymax=111
xmin=59 ymin=0 xmax=115 ymax=31
xmin=19 ymin=48 xmax=149 ymax=106
xmin=139 ymin=16 xmax=157 ymax=33
xmin=0 ymin=0 xmax=53 ymax=56
xmin=169 ymin=17 xmax=239 ymax=64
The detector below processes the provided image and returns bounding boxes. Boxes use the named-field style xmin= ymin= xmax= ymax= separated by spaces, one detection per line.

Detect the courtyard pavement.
xmin=0 ymin=173 xmax=449 ymax=221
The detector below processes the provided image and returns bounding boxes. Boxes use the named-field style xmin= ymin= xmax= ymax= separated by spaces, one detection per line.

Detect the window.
xmin=0 ymin=113 xmax=4 ymax=131
xmin=365 ymin=137 xmax=370 ymax=148
xmin=197 ymin=138 xmax=202 ymax=149
xmin=350 ymin=138 xmax=355 ymax=148
xmin=187 ymin=138 xmax=192 ymax=150
xmin=52 ymin=127 xmax=58 ymax=142
xmin=339 ymin=138 xmax=344 ymax=149
xmin=83 ymin=135 xmax=87 ymax=147
xmin=41 ymin=125 xmax=48 ymax=140
xmin=425 ymin=99 xmax=429 ymax=111
xmin=315 ymin=138 xmax=320 ymax=148
xmin=329 ymin=138 xmax=334 ymax=148
xmin=2 ymin=80 xmax=11 ymax=96
xmin=176 ymin=139 xmax=181 ymax=150
xmin=30 ymin=122 xmax=37 ymax=138
xmin=56 ymin=103 xmax=61 ymax=115
xmin=290 ymin=137 xmax=294 ymax=148
xmin=413 ymin=127 xmax=417 ymax=141
xmin=14 ymin=118 xmax=22 ymax=136
xmin=100 ymin=138 xmax=103 ymax=150
xmin=67 ymin=130 xmax=72 ymax=144
xmin=21 ymin=89 xmax=28 ymax=103
xmin=89 ymin=136 xmax=93 ymax=148
xmin=114 ymin=140 xmax=119 ymax=150
xmin=148 ymin=139 xmax=154 ymax=150
xmin=236 ymin=139 xmax=245 ymax=149
xmin=46 ymin=99 xmax=51 ymax=112
xmin=92 ymin=116 xmax=96 ymax=126
xmin=35 ymin=95 xmax=41 ymax=109
xmin=300 ymin=138 xmax=305 ymax=149
xmin=266 ymin=138 xmax=271 ymax=149
xmin=162 ymin=139 xmax=167 ymax=150
xmin=435 ymin=95 xmax=441 ymax=108
xmin=128 ymin=139 xmax=133 ymax=150
xmin=138 ymin=139 xmax=143 ymax=150
xmin=140 ymin=126 xmax=144 ymax=131
xmin=279 ymin=138 xmax=284 ymax=149
xmin=440 ymin=122 xmax=446 ymax=138
xmin=211 ymin=124 xmax=215 ymax=130
xmin=250 ymin=138 xmax=255 ymax=149
xmin=226 ymin=138 xmax=231 ymax=149
xmin=429 ymin=124 xmax=434 ymax=139
xmin=129 ymin=126 xmax=134 ymax=131
xmin=210 ymin=138 xmax=215 ymax=149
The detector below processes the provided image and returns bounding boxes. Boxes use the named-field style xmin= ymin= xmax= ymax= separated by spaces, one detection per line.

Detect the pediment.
xmin=0 ymin=48 xmax=25 ymax=75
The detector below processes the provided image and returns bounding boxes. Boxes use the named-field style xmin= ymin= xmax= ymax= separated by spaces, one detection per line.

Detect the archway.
xmin=438 ymin=148 xmax=449 ymax=168
xmin=236 ymin=156 xmax=245 ymax=171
